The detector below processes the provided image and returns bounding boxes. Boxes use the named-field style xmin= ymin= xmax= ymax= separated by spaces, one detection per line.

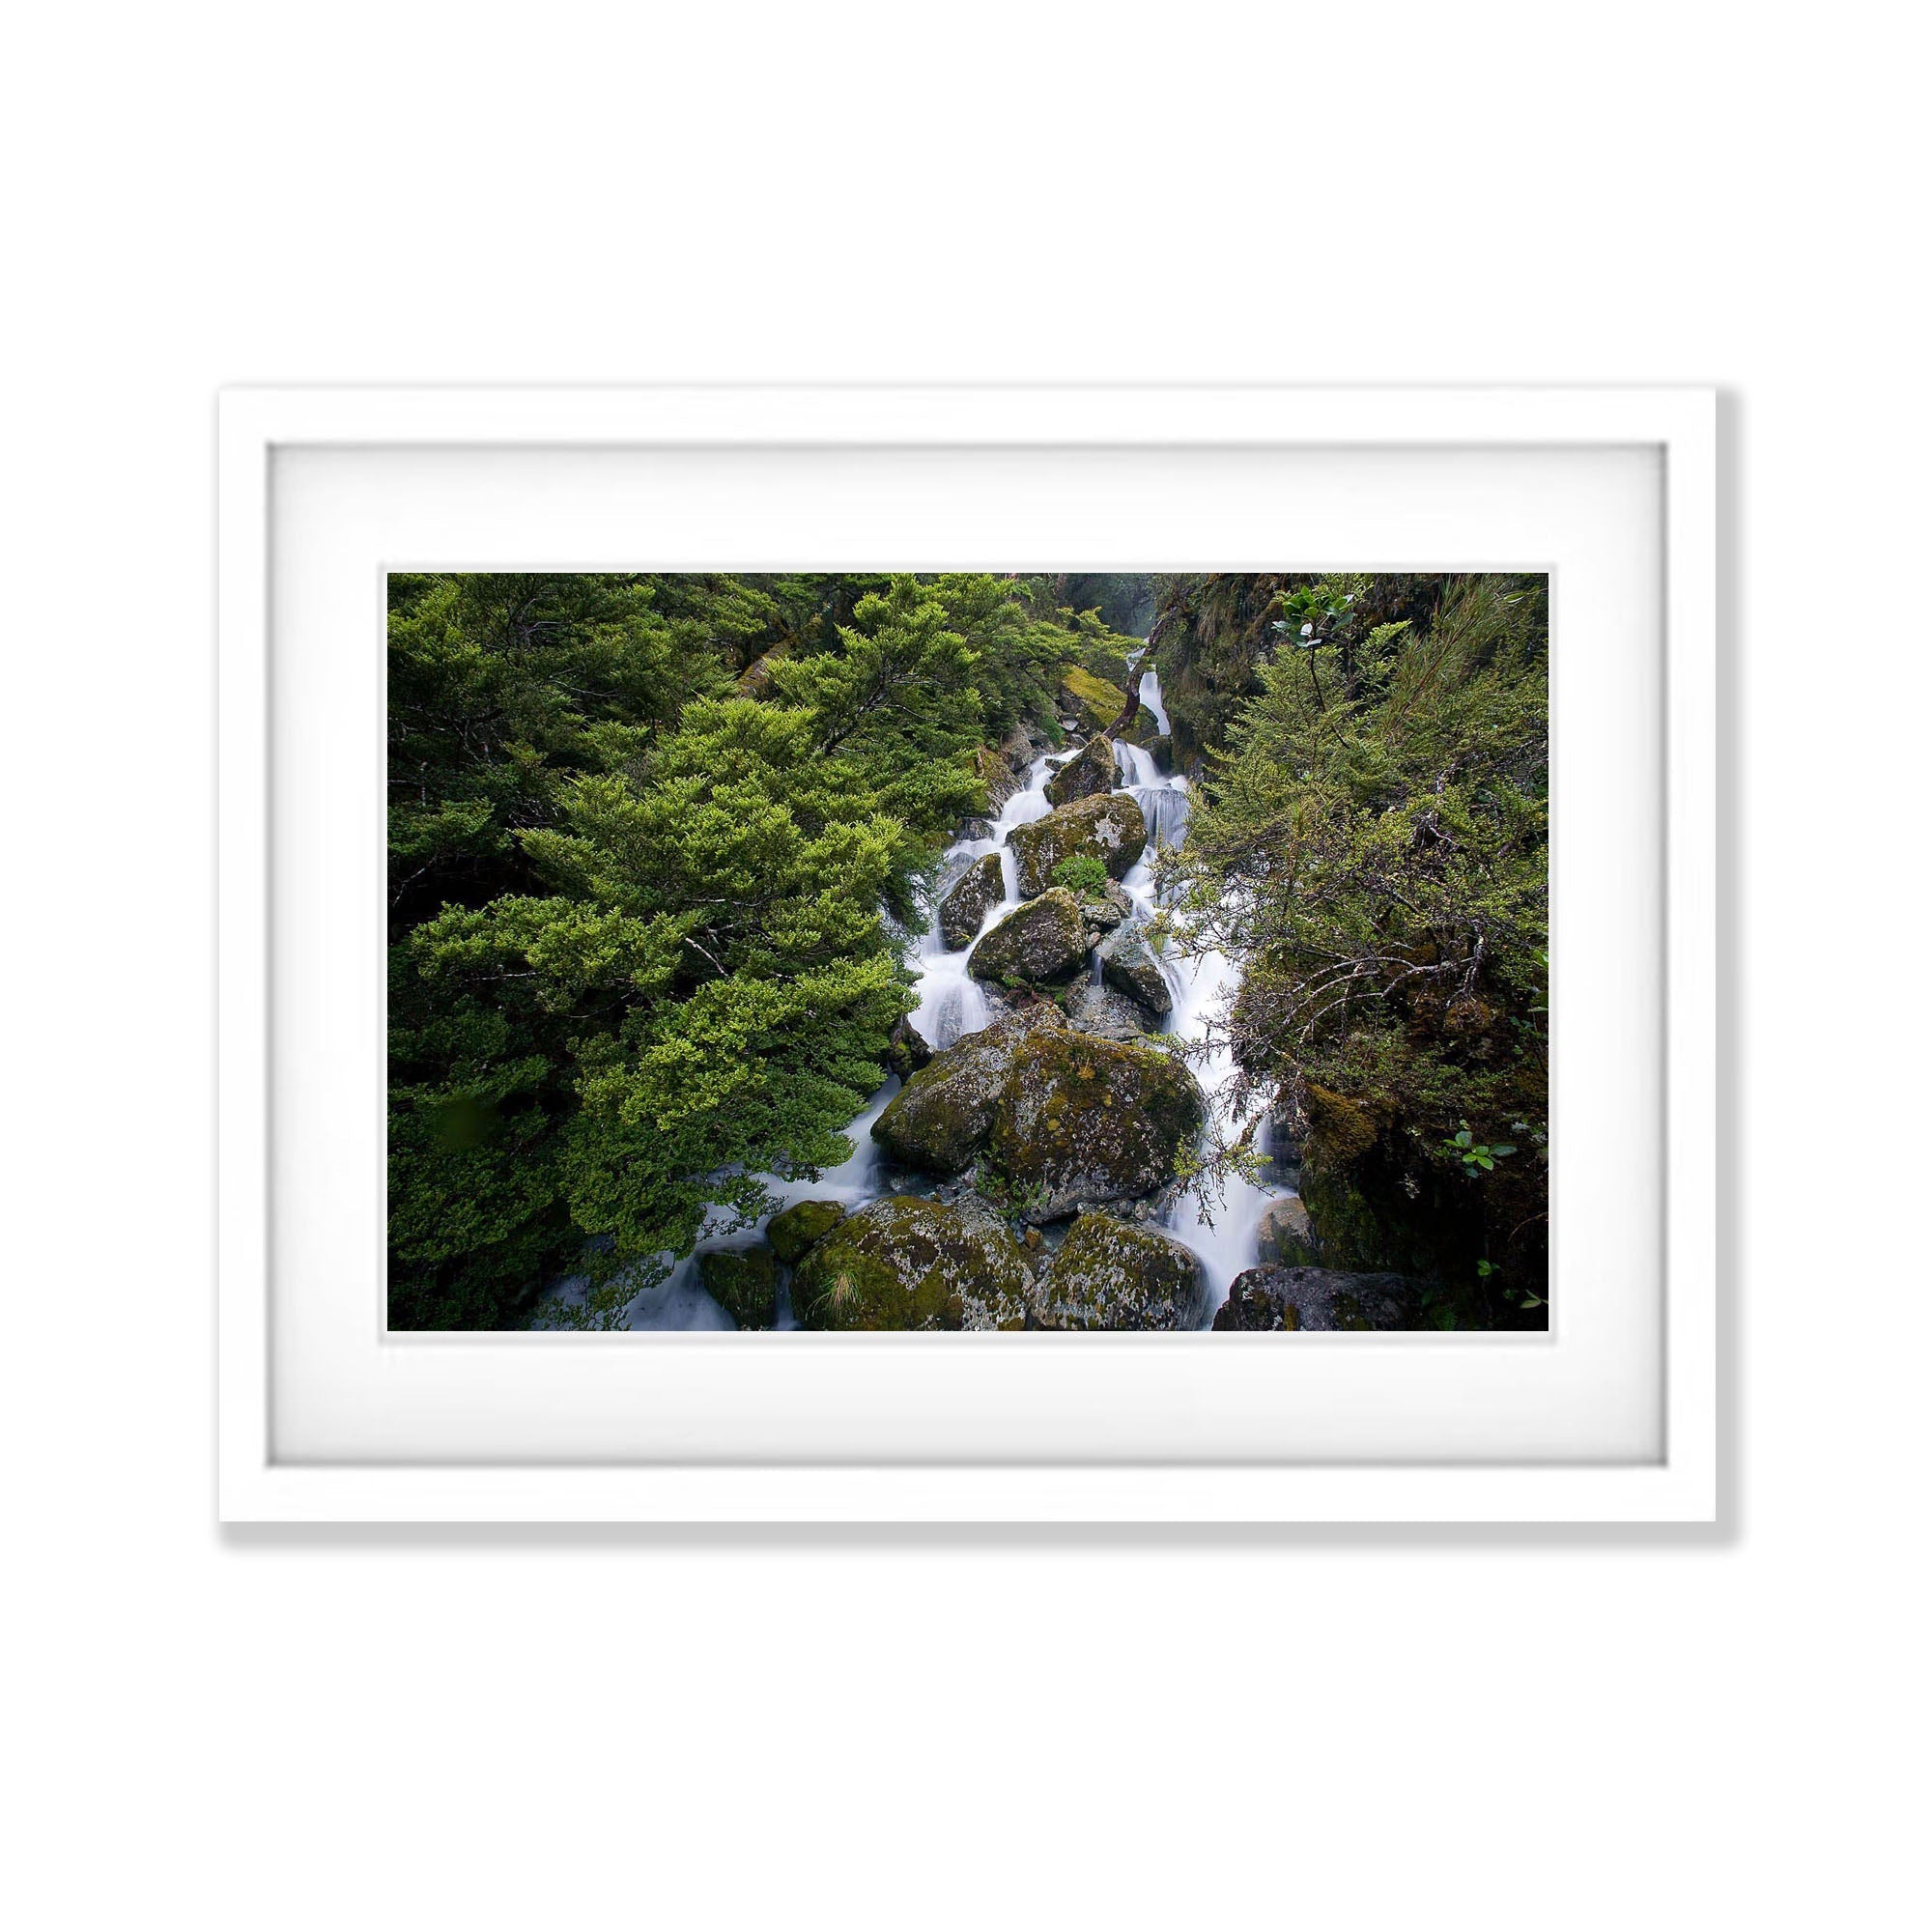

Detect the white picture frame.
xmin=218 ymin=384 xmax=1716 ymax=1523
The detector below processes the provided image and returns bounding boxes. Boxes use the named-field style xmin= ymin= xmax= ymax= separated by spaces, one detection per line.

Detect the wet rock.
xmin=886 ymin=1016 xmax=932 ymax=1080
xmin=1077 ymin=879 xmax=1134 ymax=939
xmin=766 ymin=1199 xmax=847 ymax=1266
xmin=1033 ymin=1212 xmax=1209 ymax=1330
xmin=999 ymin=723 xmax=1035 ymax=766
xmin=1210 ymin=1265 xmax=1419 ymax=1332
xmin=1043 ymin=733 xmax=1118 ymax=807
xmin=988 ymin=1028 xmax=1205 ymax=1221
xmin=1096 ymin=921 xmax=1173 ymax=1016
xmin=956 ymin=815 xmax=997 ymax=842
xmin=696 ymin=1246 xmax=780 ymax=1329
xmin=938 ymin=851 xmax=1005 ymax=950
xmin=1062 ymin=976 xmax=1158 ymax=1041
xmin=972 ymin=744 xmax=1020 ymax=811
xmin=967 ymin=889 xmax=1088 ymax=986
xmin=1147 ymin=733 xmax=1173 ymax=773
xmin=790 ymin=1195 xmax=1032 ymax=1331
xmin=1007 ymin=793 xmax=1148 ymax=899
xmin=872 ymin=1005 xmax=1066 ymax=1176
xmin=1254 ymin=1196 xmax=1316 ymax=1267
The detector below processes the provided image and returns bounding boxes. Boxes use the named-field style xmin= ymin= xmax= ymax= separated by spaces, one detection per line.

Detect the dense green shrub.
xmin=388 ymin=571 xmax=1137 ymax=1327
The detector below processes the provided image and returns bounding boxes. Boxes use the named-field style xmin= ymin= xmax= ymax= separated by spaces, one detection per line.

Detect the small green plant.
xmin=1051 ymin=853 xmax=1111 ymax=896
xmin=974 ymin=1163 xmax=1047 ymax=1219
xmin=1443 ymin=1120 xmax=1517 ymax=1175
xmin=1475 ymin=1256 xmax=1542 ymax=1315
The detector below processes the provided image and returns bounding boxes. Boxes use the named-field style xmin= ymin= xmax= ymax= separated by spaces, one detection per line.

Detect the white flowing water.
xmin=603 ymin=667 xmax=1289 ymax=1327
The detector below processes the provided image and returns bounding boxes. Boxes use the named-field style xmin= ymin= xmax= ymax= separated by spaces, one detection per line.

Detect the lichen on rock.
xmin=1043 ymin=734 xmax=1118 ymax=807
xmin=1032 ymin=1212 xmax=1209 ymax=1330
xmin=1061 ymin=976 xmax=1157 ymax=1040
xmin=1210 ymin=1264 xmax=1418 ymax=1331
xmin=966 ymin=889 xmax=1088 ymax=986
xmin=938 ymin=851 xmax=1005 ymax=950
xmin=1007 ymin=793 xmax=1148 ymax=899
xmin=971 ymin=744 xmax=1020 ymax=811
xmin=790 ymin=1194 xmax=1033 ymax=1331
xmin=1096 ymin=920 xmax=1173 ymax=1015
xmin=871 ymin=1004 xmax=1066 ymax=1176
xmin=987 ymin=1026 xmax=1205 ymax=1221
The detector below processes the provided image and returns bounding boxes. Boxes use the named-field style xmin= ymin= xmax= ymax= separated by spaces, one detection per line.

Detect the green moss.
xmin=1033 ymin=1212 xmax=1209 ymax=1329
xmin=871 ymin=1007 xmax=1067 ymax=1175
xmin=696 ymin=1245 xmax=779 ymax=1328
xmin=1006 ymin=793 xmax=1148 ymax=898
xmin=966 ymin=889 xmax=1088 ymax=985
xmin=790 ymin=1196 xmax=1032 ymax=1330
xmin=766 ymin=1198 xmax=845 ymax=1265
xmin=988 ymin=1028 xmax=1203 ymax=1217
xmin=1057 ymin=663 xmax=1127 ymax=731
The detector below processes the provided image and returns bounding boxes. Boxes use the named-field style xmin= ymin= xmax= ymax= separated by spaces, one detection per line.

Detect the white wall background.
xmin=4 ymin=4 xmax=1922 ymax=1927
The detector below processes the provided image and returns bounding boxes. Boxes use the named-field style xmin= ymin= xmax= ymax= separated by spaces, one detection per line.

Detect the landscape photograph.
xmin=388 ymin=569 xmax=1549 ymax=1332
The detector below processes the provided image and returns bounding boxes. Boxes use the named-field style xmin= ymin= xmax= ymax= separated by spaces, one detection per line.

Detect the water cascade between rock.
xmin=611 ymin=658 xmax=1295 ymax=1329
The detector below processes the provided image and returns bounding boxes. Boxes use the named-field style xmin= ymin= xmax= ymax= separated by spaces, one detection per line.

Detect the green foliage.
xmin=1160 ymin=573 xmax=1550 ymax=1316
xmin=388 ymin=571 xmax=1134 ymax=1327
xmin=1443 ymin=1121 xmax=1519 ymax=1175
xmin=1051 ymin=853 xmax=1112 ymax=896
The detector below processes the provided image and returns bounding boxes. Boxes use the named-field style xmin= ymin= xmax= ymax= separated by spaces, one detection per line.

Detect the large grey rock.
xmin=1062 ymin=976 xmax=1157 ymax=1041
xmin=1033 ymin=1213 xmax=1209 ymax=1330
xmin=1210 ymin=1265 xmax=1420 ymax=1332
xmin=871 ymin=1005 xmax=1065 ymax=1176
xmin=1077 ymin=879 xmax=1134 ymax=938
xmin=1006 ymin=793 xmax=1148 ymax=899
xmin=987 ymin=1027 xmax=1205 ymax=1222
xmin=972 ymin=745 xmax=1020 ymax=811
xmin=1254 ymin=1196 xmax=1315 ymax=1266
xmin=1096 ymin=921 xmax=1173 ymax=1015
xmin=967 ymin=890 xmax=1088 ymax=986
xmin=791 ymin=1196 xmax=1033 ymax=1331
xmin=1043 ymin=734 xmax=1118 ymax=807
xmin=938 ymin=851 xmax=1005 ymax=950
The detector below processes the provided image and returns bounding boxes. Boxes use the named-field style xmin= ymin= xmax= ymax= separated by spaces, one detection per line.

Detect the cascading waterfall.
xmin=612 ymin=667 xmax=1290 ymax=1327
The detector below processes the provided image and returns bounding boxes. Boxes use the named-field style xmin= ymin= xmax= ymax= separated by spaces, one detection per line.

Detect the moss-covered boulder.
xmin=790 ymin=1195 xmax=1032 ymax=1330
xmin=696 ymin=1245 xmax=780 ymax=1329
xmin=1096 ymin=921 xmax=1172 ymax=1016
xmin=872 ymin=1005 xmax=1066 ymax=1176
xmin=1032 ymin=1213 xmax=1209 ymax=1330
xmin=988 ymin=1027 xmax=1204 ymax=1220
xmin=966 ymin=889 xmax=1088 ymax=986
xmin=1043 ymin=734 xmax=1118 ymax=807
xmin=1254 ymin=1196 xmax=1316 ymax=1267
xmin=1007 ymin=793 xmax=1148 ymax=899
xmin=886 ymin=1016 xmax=932 ymax=1080
xmin=938 ymin=851 xmax=1006 ymax=950
xmin=766 ymin=1199 xmax=845 ymax=1266
xmin=1210 ymin=1265 xmax=1418 ymax=1332
xmin=1057 ymin=664 xmax=1128 ymax=733
xmin=971 ymin=744 xmax=1020 ymax=811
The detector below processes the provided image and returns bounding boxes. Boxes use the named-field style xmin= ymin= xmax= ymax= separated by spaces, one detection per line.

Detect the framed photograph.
xmin=218 ymin=384 xmax=1716 ymax=1522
